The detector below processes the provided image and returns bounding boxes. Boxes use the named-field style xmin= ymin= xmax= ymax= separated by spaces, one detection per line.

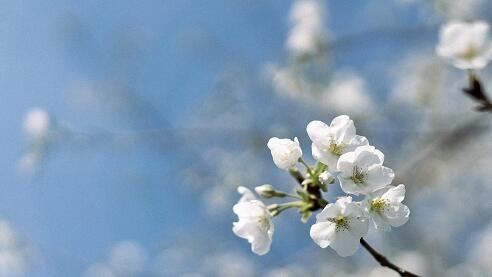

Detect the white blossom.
xmin=232 ymin=187 xmax=274 ymax=255
xmin=23 ymin=108 xmax=51 ymax=140
xmin=436 ymin=21 xmax=492 ymax=69
xmin=267 ymin=137 xmax=302 ymax=170
xmin=0 ymin=220 xmax=32 ymax=276
xmin=286 ymin=0 xmax=327 ymax=58
xmin=337 ymin=145 xmax=394 ymax=195
xmin=323 ymin=73 xmax=374 ymax=116
xmin=310 ymin=196 xmax=368 ymax=257
xmin=362 ymin=184 xmax=410 ymax=231
xmin=306 ymin=115 xmax=368 ymax=171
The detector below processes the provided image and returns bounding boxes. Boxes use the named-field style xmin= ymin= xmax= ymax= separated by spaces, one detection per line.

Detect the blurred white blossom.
xmin=323 ymin=73 xmax=374 ymax=116
xmin=0 ymin=220 xmax=32 ymax=276
xmin=437 ymin=21 xmax=492 ymax=69
xmin=23 ymin=108 xmax=51 ymax=141
xmin=287 ymin=0 xmax=327 ymax=59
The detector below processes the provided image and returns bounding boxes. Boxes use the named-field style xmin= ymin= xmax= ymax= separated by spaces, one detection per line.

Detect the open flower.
xmin=362 ymin=184 xmax=410 ymax=231
xmin=337 ymin=145 xmax=394 ymax=195
xmin=267 ymin=137 xmax=302 ymax=170
xmin=307 ymin=115 xmax=368 ymax=171
xmin=436 ymin=21 xmax=492 ymax=69
xmin=232 ymin=187 xmax=274 ymax=255
xmin=310 ymin=197 xmax=368 ymax=257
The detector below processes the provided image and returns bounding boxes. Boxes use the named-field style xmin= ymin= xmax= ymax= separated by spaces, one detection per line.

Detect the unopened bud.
xmin=319 ymin=171 xmax=335 ymax=185
xmin=255 ymin=184 xmax=286 ymax=198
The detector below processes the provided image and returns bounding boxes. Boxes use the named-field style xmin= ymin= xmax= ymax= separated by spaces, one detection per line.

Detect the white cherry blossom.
xmin=232 ymin=187 xmax=274 ymax=255
xmin=436 ymin=21 xmax=492 ymax=69
xmin=337 ymin=145 xmax=394 ymax=195
xmin=23 ymin=108 xmax=51 ymax=140
xmin=310 ymin=196 xmax=368 ymax=257
xmin=286 ymin=0 xmax=326 ymax=58
xmin=306 ymin=115 xmax=368 ymax=171
xmin=267 ymin=137 xmax=302 ymax=170
xmin=362 ymin=184 xmax=410 ymax=231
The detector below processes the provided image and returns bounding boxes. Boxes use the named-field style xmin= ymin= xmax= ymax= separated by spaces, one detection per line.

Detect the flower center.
xmin=333 ymin=216 xmax=350 ymax=231
xmin=459 ymin=45 xmax=478 ymax=60
xmin=371 ymin=198 xmax=389 ymax=213
xmin=327 ymin=140 xmax=344 ymax=156
xmin=351 ymin=166 xmax=366 ymax=185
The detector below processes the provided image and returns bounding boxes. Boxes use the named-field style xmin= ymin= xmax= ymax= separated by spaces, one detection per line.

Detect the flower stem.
xmin=298 ymin=158 xmax=315 ymax=178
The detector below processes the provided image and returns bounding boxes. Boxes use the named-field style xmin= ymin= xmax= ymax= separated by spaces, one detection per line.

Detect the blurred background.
xmin=1 ymin=0 xmax=492 ymax=276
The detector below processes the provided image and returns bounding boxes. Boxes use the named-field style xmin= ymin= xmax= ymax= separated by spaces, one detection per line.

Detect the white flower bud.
xmin=319 ymin=171 xmax=335 ymax=185
xmin=255 ymin=184 xmax=285 ymax=199
xmin=255 ymin=184 xmax=275 ymax=198
xmin=267 ymin=137 xmax=302 ymax=170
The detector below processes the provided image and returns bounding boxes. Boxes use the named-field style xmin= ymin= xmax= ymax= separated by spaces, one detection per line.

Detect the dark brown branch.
xmin=463 ymin=72 xmax=492 ymax=112
xmin=360 ymin=238 xmax=420 ymax=277
xmin=289 ymin=170 xmax=420 ymax=277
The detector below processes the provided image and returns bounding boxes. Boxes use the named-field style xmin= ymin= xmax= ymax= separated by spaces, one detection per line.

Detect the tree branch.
xmin=360 ymin=238 xmax=420 ymax=277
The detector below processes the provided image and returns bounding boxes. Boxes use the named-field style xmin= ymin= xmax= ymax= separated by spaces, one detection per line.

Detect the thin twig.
xmin=360 ymin=238 xmax=420 ymax=277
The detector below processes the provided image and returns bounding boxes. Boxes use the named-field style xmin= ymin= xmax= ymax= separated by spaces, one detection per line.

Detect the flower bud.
xmin=255 ymin=184 xmax=286 ymax=199
xmin=319 ymin=171 xmax=335 ymax=185
xmin=267 ymin=137 xmax=302 ymax=170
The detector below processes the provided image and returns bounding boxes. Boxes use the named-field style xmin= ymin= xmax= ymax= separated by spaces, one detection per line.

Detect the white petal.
xmin=354 ymin=146 xmax=383 ymax=169
xmin=310 ymin=222 xmax=336 ymax=248
xmin=348 ymin=216 xmax=369 ymax=237
xmin=345 ymin=135 xmax=369 ymax=152
xmin=251 ymin=231 xmax=272 ymax=255
xmin=237 ymin=186 xmax=256 ymax=202
xmin=370 ymin=212 xmax=391 ymax=231
xmin=330 ymin=115 xmax=356 ymax=143
xmin=369 ymin=186 xmax=392 ymax=199
xmin=336 ymin=196 xmax=354 ymax=214
xmin=385 ymin=203 xmax=410 ymax=228
xmin=339 ymin=178 xmax=361 ymax=196
xmin=365 ymin=165 xmax=394 ymax=191
xmin=330 ymin=229 xmax=361 ymax=257
xmin=306 ymin=120 xmax=331 ymax=147
xmin=315 ymin=203 xmax=340 ymax=221
xmin=382 ymin=184 xmax=405 ymax=203
xmin=233 ymin=201 xmax=266 ymax=219
xmin=336 ymin=151 xmax=356 ymax=176
xmin=312 ymin=143 xmax=338 ymax=170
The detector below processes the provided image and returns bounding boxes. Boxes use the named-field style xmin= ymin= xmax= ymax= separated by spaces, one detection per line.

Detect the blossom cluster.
xmin=232 ymin=115 xmax=410 ymax=257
